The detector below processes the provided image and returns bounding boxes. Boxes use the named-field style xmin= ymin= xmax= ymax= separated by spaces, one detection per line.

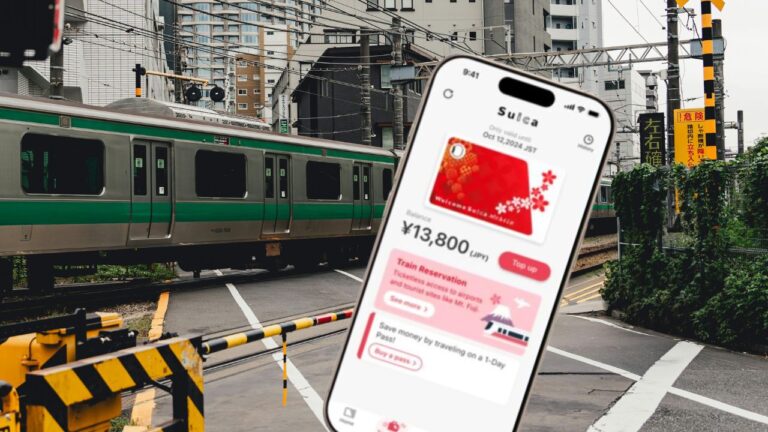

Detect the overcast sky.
xmin=602 ymin=0 xmax=767 ymax=152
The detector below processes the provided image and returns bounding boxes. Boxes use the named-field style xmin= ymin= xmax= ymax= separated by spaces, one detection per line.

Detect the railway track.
xmin=2 ymin=240 xmax=618 ymax=321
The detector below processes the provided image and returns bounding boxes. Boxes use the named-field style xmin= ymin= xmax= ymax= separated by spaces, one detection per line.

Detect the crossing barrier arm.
xmin=200 ymin=309 xmax=354 ymax=355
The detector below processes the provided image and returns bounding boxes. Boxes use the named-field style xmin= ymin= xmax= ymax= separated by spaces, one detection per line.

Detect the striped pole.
xmin=282 ymin=333 xmax=288 ymax=407
xmin=700 ymin=1 xmax=717 ymax=158
xmin=201 ymin=308 xmax=354 ymax=355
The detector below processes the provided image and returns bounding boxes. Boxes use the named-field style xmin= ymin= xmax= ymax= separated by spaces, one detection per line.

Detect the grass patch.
xmin=109 ymin=414 xmax=134 ymax=432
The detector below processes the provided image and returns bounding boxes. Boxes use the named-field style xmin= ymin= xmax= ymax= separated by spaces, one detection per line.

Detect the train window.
xmin=133 ymin=145 xmax=147 ymax=196
xmin=265 ymin=157 xmax=274 ymax=198
xmin=306 ymin=161 xmax=340 ymax=200
xmin=353 ymin=166 xmax=360 ymax=200
xmin=195 ymin=150 xmax=246 ymax=198
xmin=600 ymin=186 xmax=608 ymax=203
xmin=279 ymin=158 xmax=289 ymax=198
xmin=382 ymin=168 xmax=393 ymax=199
xmin=362 ymin=166 xmax=371 ymax=200
xmin=21 ymin=134 xmax=104 ymax=195
xmin=155 ymin=147 xmax=168 ymax=196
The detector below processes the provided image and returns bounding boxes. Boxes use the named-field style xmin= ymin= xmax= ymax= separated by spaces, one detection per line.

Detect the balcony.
xmin=550 ymin=4 xmax=578 ymax=16
xmin=548 ymin=27 xmax=578 ymax=42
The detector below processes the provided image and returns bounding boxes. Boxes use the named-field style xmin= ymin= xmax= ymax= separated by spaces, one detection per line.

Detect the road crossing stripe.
xmin=576 ymin=292 xmax=603 ymax=303
xmin=549 ymin=344 xmax=768 ymax=427
xmin=224 ymin=278 xmax=330 ymax=432
xmin=562 ymin=282 xmax=603 ymax=301
xmin=334 ymin=268 xmax=363 ymax=282
xmin=565 ymin=286 xmax=603 ymax=303
xmin=587 ymin=341 xmax=704 ymax=432
xmin=570 ymin=316 xmax=651 ymax=336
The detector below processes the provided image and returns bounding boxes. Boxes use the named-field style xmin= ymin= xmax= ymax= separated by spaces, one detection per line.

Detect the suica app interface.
xmin=326 ymin=57 xmax=614 ymax=432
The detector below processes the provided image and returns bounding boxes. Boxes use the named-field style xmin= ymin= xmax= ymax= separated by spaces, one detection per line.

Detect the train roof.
xmin=0 ymin=93 xmax=397 ymax=161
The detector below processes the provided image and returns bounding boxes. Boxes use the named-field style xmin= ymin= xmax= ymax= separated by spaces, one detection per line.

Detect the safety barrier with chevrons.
xmin=24 ymin=337 xmax=203 ymax=432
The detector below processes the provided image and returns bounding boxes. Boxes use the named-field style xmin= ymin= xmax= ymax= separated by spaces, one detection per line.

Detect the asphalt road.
xmin=147 ymin=264 xmax=768 ymax=432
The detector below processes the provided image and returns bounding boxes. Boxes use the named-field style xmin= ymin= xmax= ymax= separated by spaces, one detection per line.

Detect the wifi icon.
xmin=577 ymin=106 xmax=586 ymax=113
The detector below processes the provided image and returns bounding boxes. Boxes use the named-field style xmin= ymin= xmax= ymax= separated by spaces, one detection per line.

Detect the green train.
xmin=0 ymin=94 xmax=396 ymax=291
xmin=0 ymin=93 xmax=614 ymax=292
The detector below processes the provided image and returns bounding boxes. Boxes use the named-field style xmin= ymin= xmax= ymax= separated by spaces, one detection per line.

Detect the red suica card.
xmin=430 ymin=137 xmax=533 ymax=235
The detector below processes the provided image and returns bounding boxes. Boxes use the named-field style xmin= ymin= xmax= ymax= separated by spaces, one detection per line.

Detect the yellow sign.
xmin=674 ymin=108 xmax=716 ymax=168
xmin=676 ymin=0 xmax=725 ymax=10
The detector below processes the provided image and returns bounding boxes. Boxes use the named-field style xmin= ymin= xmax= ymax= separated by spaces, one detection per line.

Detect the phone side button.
xmin=498 ymin=252 xmax=551 ymax=282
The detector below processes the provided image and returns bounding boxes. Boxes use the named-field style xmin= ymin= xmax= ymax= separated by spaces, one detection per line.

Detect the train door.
xmin=129 ymin=141 xmax=172 ymax=241
xmin=352 ymin=163 xmax=373 ymax=230
xmin=262 ymin=153 xmax=291 ymax=234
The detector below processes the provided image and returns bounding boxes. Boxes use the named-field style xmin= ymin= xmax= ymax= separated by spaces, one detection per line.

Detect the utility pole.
xmin=391 ymin=17 xmax=404 ymax=151
xmin=359 ymin=28 xmax=372 ymax=146
xmin=737 ymin=110 xmax=744 ymax=154
xmin=49 ymin=46 xmax=64 ymax=99
xmin=665 ymin=0 xmax=681 ymax=165
xmin=173 ymin=2 xmax=183 ymax=103
xmin=133 ymin=64 xmax=145 ymax=97
xmin=712 ymin=18 xmax=725 ymax=159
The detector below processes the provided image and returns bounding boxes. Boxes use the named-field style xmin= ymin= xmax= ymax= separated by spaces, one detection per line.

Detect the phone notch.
xmin=498 ymin=77 xmax=555 ymax=108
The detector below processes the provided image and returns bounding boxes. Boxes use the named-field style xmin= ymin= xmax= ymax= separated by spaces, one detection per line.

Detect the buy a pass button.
xmin=499 ymin=252 xmax=551 ymax=281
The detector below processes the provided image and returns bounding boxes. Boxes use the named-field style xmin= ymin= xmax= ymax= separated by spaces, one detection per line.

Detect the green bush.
xmin=602 ymin=142 xmax=768 ymax=351
xmin=692 ymin=256 xmax=768 ymax=348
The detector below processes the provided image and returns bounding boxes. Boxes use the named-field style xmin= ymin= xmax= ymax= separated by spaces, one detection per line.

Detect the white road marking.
xmin=587 ymin=341 xmax=703 ymax=432
xmin=333 ymin=268 xmax=363 ymax=283
xmin=571 ymin=315 xmax=652 ymax=336
xmin=547 ymin=347 xmax=641 ymax=381
xmin=331 ymin=271 xmax=768 ymax=426
xmin=222 ymin=272 xmax=330 ymax=432
xmin=548 ymin=345 xmax=768 ymax=426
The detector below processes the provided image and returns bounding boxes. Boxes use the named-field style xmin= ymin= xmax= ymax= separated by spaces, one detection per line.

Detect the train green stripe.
xmin=0 ymin=200 xmax=385 ymax=225
xmin=0 ymin=106 xmax=396 ymax=164
xmin=0 ymin=201 xmax=130 ymax=225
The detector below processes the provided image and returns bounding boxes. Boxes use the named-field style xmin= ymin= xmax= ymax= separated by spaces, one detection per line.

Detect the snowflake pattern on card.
xmin=495 ymin=169 xmax=557 ymax=216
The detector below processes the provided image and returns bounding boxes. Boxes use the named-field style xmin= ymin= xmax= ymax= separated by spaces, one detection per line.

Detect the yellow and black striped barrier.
xmin=23 ymin=337 xmax=203 ymax=432
xmin=200 ymin=308 xmax=353 ymax=407
xmin=200 ymin=308 xmax=354 ymax=355
xmin=701 ymin=0 xmax=717 ymax=153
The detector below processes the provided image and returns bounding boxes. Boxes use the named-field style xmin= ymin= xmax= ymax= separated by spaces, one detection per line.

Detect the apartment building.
xmin=272 ymin=0 xmax=552 ymax=138
xmin=177 ymin=0 xmax=313 ymax=121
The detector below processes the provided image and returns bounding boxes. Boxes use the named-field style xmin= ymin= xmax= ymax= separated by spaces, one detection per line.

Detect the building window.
xmin=267 ymin=50 xmax=275 ymax=55
xmin=604 ymin=80 xmax=626 ymax=90
xmin=380 ymin=65 xmax=392 ymax=89
xmin=451 ymin=32 xmax=458 ymax=41
xmin=306 ymin=161 xmax=341 ymax=200
xmin=238 ymin=103 xmax=248 ymax=110
xmin=267 ymin=79 xmax=275 ymax=84
xmin=324 ymin=30 xmax=355 ymax=44
xmin=384 ymin=0 xmax=396 ymax=9
xmin=238 ymin=89 xmax=247 ymax=95
xmin=238 ymin=60 xmax=248 ymax=68
xmin=401 ymin=0 xmax=413 ymax=9
xmin=382 ymin=169 xmax=393 ymax=199
xmin=238 ymin=74 xmax=247 ymax=81
xmin=228 ymin=25 xmax=239 ymax=32
xmin=195 ymin=151 xmax=246 ymax=198
xmin=253 ymin=74 xmax=260 ymax=80
xmin=253 ymin=88 xmax=260 ymax=94
xmin=21 ymin=134 xmax=104 ymax=195
xmin=254 ymin=103 xmax=260 ymax=108
xmin=381 ymin=127 xmax=394 ymax=150
xmin=469 ymin=31 xmax=477 ymax=41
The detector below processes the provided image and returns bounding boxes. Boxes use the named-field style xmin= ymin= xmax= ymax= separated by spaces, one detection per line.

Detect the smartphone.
xmin=325 ymin=56 xmax=614 ymax=432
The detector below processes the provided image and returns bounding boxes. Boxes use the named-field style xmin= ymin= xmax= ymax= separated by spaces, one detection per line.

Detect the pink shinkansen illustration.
xmin=481 ymin=305 xmax=531 ymax=347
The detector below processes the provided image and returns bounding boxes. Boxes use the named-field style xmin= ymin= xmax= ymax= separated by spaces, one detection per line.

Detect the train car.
xmin=0 ymin=94 xmax=397 ymax=291
xmin=585 ymin=178 xmax=616 ymax=236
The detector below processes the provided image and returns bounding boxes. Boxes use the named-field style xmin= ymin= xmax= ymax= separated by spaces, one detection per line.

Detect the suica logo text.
xmin=497 ymin=106 xmax=539 ymax=127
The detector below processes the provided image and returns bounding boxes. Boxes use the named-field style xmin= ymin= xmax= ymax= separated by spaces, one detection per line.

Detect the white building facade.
xmin=3 ymin=0 xmax=172 ymax=105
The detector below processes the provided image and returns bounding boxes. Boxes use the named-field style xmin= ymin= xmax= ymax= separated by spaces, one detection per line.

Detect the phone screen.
xmin=326 ymin=56 xmax=614 ymax=432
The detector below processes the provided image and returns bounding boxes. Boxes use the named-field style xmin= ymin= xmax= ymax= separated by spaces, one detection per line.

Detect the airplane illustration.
xmin=513 ymin=297 xmax=531 ymax=309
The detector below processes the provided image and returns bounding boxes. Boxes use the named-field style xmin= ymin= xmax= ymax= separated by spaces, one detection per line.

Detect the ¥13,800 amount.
xmin=400 ymin=219 xmax=471 ymax=254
